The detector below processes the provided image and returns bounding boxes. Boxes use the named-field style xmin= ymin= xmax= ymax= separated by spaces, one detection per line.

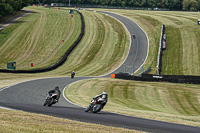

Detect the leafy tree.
xmin=0 ymin=0 xmax=33 ymax=18
xmin=183 ymin=0 xmax=198 ymax=11
xmin=110 ymin=0 xmax=117 ymax=6
xmin=198 ymin=0 xmax=200 ymax=10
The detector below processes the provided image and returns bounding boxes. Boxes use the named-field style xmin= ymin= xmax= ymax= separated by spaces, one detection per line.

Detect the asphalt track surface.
xmin=0 ymin=10 xmax=200 ymax=133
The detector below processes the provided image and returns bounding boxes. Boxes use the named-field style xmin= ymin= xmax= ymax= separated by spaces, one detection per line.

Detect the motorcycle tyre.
xmin=44 ymin=98 xmax=51 ymax=106
xmin=48 ymin=98 xmax=54 ymax=107
xmin=85 ymin=105 xmax=90 ymax=112
xmin=43 ymin=101 xmax=47 ymax=106
xmin=92 ymin=104 xmax=102 ymax=113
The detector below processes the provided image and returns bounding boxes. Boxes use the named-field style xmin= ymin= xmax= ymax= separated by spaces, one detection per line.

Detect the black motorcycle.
xmin=71 ymin=73 xmax=75 ymax=78
xmin=133 ymin=34 xmax=136 ymax=39
xmin=85 ymin=98 xmax=105 ymax=113
xmin=43 ymin=93 xmax=58 ymax=107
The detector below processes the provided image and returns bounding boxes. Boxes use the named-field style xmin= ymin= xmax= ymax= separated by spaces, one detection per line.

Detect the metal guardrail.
xmin=137 ymin=67 xmax=151 ymax=77
xmin=156 ymin=25 xmax=165 ymax=75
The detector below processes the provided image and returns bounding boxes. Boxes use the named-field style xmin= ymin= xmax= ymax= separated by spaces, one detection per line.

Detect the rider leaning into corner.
xmin=71 ymin=71 xmax=75 ymax=76
xmin=93 ymin=91 xmax=108 ymax=109
xmin=48 ymin=86 xmax=61 ymax=102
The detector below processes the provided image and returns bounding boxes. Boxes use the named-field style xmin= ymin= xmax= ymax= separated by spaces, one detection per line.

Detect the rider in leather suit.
xmin=48 ymin=86 xmax=61 ymax=102
xmin=93 ymin=91 xmax=108 ymax=109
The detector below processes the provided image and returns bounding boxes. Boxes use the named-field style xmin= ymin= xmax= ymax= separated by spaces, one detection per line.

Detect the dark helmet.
xmin=55 ymin=86 xmax=59 ymax=90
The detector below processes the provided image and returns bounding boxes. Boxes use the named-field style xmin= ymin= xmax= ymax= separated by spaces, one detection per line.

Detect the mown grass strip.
xmin=91 ymin=8 xmax=200 ymax=75
xmin=0 ymin=108 xmax=141 ymax=133
xmin=65 ymin=78 xmax=200 ymax=127
xmin=44 ymin=10 xmax=129 ymax=76
xmin=162 ymin=26 xmax=183 ymax=75
xmin=0 ymin=6 xmax=80 ymax=70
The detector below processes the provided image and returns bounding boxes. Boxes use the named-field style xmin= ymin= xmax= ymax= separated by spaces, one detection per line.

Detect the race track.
xmin=0 ymin=10 xmax=200 ymax=133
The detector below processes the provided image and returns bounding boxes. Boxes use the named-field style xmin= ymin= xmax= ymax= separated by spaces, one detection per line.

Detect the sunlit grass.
xmin=0 ymin=6 xmax=80 ymax=70
xmin=65 ymin=78 xmax=200 ymax=127
xmin=91 ymin=8 xmax=200 ymax=75
xmin=0 ymin=108 xmax=142 ymax=133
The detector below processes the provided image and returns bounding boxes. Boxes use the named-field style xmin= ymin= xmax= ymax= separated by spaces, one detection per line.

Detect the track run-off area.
xmin=0 ymin=9 xmax=200 ymax=133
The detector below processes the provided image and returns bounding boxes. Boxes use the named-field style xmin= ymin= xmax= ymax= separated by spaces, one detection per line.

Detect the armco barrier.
xmin=137 ymin=67 xmax=151 ymax=77
xmin=115 ymin=73 xmax=200 ymax=84
xmin=157 ymin=25 xmax=165 ymax=75
xmin=0 ymin=10 xmax=85 ymax=73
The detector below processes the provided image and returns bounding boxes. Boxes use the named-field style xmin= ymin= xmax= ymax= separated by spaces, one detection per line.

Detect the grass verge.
xmin=0 ymin=108 xmax=142 ymax=133
xmin=90 ymin=8 xmax=200 ymax=75
xmin=65 ymin=78 xmax=200 ymax=127
xmin=0 ymin=6 xmax=80 ymax=70
xmin=40 ymin=10 xmax=130 ymax=76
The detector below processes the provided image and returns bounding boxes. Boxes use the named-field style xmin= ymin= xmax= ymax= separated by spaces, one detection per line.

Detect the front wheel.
xmin=92 ymin=104 xmax=102 ymax=113
xmin=44 ymin=98 xmax=51 ymax=106
xmin=43 ymin=101 xmax=47 ymax=106
xmin=48 ymin=98 xmax=54 ymax=107
xmin=85 ymin=105 xmax=90 ymax=112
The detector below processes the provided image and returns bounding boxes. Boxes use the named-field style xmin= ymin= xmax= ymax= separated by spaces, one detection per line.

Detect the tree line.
xmin=1 ymin=0 xmax=200 ymax=18
xmin=0 ymin=0 xmax=32 ymax=18
xmin=34 ymin=0 xmax=200 ymax=11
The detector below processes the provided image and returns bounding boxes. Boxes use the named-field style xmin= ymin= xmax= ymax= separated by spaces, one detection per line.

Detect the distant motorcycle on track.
xmin=133 ymin=34 xmax=136 ymax=39
xmin=71 ymin=71 xmax=75 ymax=78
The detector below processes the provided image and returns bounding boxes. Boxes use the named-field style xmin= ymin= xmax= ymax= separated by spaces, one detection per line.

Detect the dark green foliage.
xmin=182 ymin=0 xmax=198 ymax=11
xmin=34 ymin=0 xmax=200 ymax=11
xmin=0 ymin=0 xmax=32 ymax=18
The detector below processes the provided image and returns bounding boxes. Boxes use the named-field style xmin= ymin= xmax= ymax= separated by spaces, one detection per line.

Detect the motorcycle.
xmin=71 ymin=73 xmax=75 ymax=78
xmin=43 ymin=93 xmax=58 ymax=107
xmin=85 ymin=98 xmax=105 ymax=113
xmin=133 ymin=34 xmax=136 ymax=39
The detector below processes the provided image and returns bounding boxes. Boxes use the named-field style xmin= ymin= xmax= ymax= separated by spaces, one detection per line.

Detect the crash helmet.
xmin=55 ymin=86 xmax=59 ymax=90
xmin=102 ymin=91 xmax=107 ymax=95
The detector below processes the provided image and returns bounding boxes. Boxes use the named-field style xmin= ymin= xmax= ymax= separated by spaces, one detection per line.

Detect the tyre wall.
xmin=115 ymin=73 xmax=200 ymax=84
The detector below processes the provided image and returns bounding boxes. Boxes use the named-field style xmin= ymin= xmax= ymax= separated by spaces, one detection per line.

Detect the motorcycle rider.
xmin=93 ymin=91 xmax=108 ymax=109
xmin=133 ymin=34 xmax=136 ymax=39
xmin=71 ymin=71 xmax=75 ymax=77
xmin=48 ymin=86 xmax=61 ymax=102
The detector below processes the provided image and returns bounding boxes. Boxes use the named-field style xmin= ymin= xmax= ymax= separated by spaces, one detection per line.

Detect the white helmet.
xmin=102 ymin=91 xmax=107 ymax=95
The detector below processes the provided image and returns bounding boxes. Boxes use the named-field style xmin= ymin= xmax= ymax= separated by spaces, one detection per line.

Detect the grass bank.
xmin=0 ymin=7 xmax=131 ymax=132
xmin=1 ymin=7 xmax=200 ymax=132
xmin=35 ymin=9 xmax=130 ymax=76
xmin=91 ymin=9 xmax=200 ymax=75
xmin=0 ymin=6 xmax=81 ymax=70
xmin=65 ymin=78 xmax=200 ymax=127
xmin=0 ymin=8 xmax=129 ymax=76
xmin=0 ymin=108 xmax=142 ymax=133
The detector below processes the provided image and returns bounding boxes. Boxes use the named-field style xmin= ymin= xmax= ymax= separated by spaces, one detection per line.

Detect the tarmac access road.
xmin=0 ymin=10 xmax=200 ymax=133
